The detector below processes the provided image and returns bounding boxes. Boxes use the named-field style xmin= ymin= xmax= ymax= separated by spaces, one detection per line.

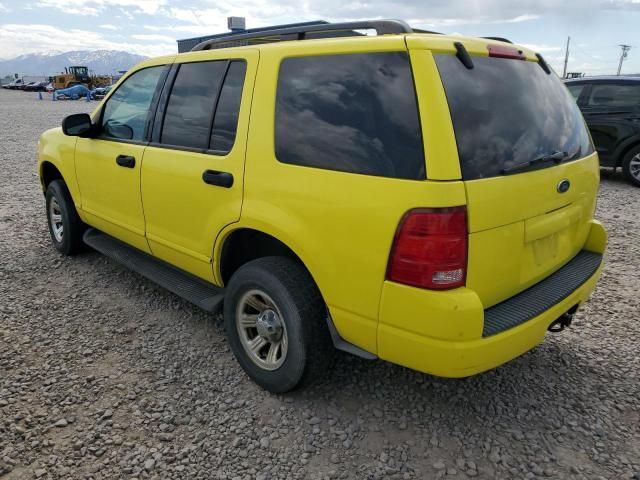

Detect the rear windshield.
xmin=435 ymin=54 xmax=593 ymax=180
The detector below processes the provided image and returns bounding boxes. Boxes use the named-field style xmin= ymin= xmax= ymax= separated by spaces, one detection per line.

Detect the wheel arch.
xmin=217 ymin=227 xmax=315 ymax=288
xmin=613 ymin=135 xmax=640 ymax=166
xmin=215 ymin=226 xmax=376 ymax=360
xmin=40 ymin=161 xmax=64 ymax=192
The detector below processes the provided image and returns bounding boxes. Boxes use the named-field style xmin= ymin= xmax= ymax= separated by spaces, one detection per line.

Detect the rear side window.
xmin=210 ymin=61 xmax=247 ymax=152
xmin=435 ymin=55 xmax=593 ymax=180
xmin=587 ymin=83 xmax=640 ymax=107
xmin=275 ymin=52 xmax=425 ymax=180
xmin=161 ymin=61 xmax=227 ymax=149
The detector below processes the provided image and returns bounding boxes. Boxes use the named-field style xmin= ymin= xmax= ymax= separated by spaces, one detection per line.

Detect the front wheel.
xmin=45 ymin=180 xmax=85 ymax=255
xmin=223 ymin=257 xmax=333 ymax=393
xmin=622 ymin=145 xmax=640 ymax=187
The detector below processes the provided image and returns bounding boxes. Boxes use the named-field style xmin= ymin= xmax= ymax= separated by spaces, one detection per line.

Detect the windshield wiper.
xmin=501 ymin=151 xmax=567 ymax=175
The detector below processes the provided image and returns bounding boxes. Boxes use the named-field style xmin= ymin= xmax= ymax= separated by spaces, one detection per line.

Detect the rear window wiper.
xmin=501 ymin=151 xmax=567 ymax=175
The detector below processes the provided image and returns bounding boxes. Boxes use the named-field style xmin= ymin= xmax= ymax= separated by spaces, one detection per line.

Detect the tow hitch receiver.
xmin=548 ymin=305 xmax=579 ymax=333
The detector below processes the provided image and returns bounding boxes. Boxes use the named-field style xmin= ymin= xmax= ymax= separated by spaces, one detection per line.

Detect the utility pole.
xmin=562 ymin=36 xmax=570 ymax=79
xmin=617 ymin=44 xmax=631 ymax=75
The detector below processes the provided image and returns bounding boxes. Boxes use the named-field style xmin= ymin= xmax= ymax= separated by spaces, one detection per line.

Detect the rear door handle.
xmin=202 ymin=170 xmax=234 ymax=188
xmin=116 ymin=155 xmax=136 ymax=168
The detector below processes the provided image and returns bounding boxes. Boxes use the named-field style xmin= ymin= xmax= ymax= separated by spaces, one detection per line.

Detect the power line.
xmin=572 ymin=43 xmax=618 ymax=64
xmin=617 ymin=44 xmax=631 ymax=75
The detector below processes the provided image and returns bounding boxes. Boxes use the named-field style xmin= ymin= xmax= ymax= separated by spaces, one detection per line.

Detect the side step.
xmin=83 ymin=229 xmax=224 ymax=313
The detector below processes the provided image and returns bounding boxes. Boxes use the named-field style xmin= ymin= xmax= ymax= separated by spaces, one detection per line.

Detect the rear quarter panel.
xmin=238 ymin=37 xmax=467 ymax=353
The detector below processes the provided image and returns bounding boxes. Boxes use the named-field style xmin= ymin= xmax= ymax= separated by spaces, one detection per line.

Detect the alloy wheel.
xmin=235 ymin=289 xmax=288 ymax=371
xmin=629 ymin=153 xmax=640 ymax=181
xmin=49 ymin=197 xmax=64 ymax=242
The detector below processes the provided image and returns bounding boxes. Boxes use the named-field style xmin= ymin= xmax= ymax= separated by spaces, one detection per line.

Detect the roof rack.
xmin=190 ymin=19 xmax=413 ymax=51
xmin=412 ymin=28 xmax=443 ymax=35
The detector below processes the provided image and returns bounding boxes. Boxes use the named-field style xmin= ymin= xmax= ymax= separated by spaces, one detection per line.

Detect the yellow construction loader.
xmin=52 ymin=66 xmax=111 ymax=89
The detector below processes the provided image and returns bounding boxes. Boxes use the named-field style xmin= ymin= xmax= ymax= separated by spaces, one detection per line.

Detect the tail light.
xmin=386 ymin=207 xmax=467 ymax=290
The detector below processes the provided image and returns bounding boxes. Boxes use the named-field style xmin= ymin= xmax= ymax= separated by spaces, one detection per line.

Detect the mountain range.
xmin=0 ymin=50 xmax=148 ymax=77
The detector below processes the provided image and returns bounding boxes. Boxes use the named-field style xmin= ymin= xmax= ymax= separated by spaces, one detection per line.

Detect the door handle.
xmin=116 ymin=155 xmax=136 ymax=168
xmin=202 ymin=170 xmax=234 ymax=188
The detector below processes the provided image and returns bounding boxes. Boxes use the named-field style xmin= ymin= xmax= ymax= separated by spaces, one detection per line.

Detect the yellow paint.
xmin=141 ymin=49 xmax=258 ymax=282
xmin=38 ymin=32 xmax=606 ymax=378
xmin=74 ymin=138 xmax=151 ymax=252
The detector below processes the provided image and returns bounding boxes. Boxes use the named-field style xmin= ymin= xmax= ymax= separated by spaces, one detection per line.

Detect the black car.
xmin=24 ymin=81 xmax=49 ymax=92
xmin=565 ymin=76 xmax=640 ymax=186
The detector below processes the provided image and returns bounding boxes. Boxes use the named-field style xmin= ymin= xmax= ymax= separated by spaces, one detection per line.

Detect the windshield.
xmin=435 ymin=54 xmax=593 ymax=180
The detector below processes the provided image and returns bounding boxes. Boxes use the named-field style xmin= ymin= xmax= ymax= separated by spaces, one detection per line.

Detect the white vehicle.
xmin=2 ymin=76 xmax=48 ymax=90
xmin=3 ymin=79 xmax=24 ymax=89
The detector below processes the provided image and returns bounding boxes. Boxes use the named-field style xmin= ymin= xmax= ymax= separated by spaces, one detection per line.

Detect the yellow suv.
xmin=38 ymin=20 xmax=607 ymax=392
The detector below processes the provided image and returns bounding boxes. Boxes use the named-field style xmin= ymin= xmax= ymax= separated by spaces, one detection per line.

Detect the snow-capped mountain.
xmin=0 ymin=50 xmax=148 ymax=76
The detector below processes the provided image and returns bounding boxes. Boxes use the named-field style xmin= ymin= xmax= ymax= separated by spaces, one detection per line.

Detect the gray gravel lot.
xmin=0 ymin=87 xmax=639 ymax=480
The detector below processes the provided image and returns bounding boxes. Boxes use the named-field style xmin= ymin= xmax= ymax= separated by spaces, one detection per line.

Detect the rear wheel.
xmin=45 ymin=180 xmax=85 ymax=255
xmin=223 ymin=257 xmax=333 ymax=393
xmin=622 ymin=145 xmax=640 ymax=187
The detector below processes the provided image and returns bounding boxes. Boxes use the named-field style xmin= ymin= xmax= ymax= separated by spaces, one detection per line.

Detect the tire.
xmin=45 ymin=180 xmax=85 ymax=255
xmin=621 ymin=145 xmax=640 ymax=187
xmin=223 ymin=256 xmax=333 ymax=393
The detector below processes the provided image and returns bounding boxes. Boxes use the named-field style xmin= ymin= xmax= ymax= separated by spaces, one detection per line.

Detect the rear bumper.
xmin=377 ymin=221 xmax=607 ymax=378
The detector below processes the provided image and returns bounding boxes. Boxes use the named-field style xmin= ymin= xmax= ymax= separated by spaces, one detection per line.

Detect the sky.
xmin=0 ymin=0 xmax=639 ymax=75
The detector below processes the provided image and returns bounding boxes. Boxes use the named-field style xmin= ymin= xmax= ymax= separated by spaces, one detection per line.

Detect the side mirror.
xmin=62 ymin=113 xmax=94 ymax=137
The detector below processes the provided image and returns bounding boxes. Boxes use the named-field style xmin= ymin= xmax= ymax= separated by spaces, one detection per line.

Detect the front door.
xmin=140 ymin=50 xmax=258 ymax=282
xmin=75 ymin=63 xmax=169 ymax=252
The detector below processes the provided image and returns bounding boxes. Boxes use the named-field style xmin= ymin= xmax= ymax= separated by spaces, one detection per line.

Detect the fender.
xmin=38 ymin=128 xmax=82 ymax=210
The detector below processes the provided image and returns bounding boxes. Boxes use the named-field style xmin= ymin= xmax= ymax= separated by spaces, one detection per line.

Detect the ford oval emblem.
xmin=557 ymin=179 xmax=571 ymax=193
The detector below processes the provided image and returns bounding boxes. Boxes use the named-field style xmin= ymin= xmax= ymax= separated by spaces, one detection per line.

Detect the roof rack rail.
xmin=482 ymin=36 xmax=513 ymax=44
xmin=411 ymin=28 xmax=443 ymax=35
xmin=191 ymin=19 xmax=413 ymax=51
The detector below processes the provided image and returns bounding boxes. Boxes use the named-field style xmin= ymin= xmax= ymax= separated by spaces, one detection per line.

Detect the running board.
xmin=83 ymin=229 xmax=224 ymax=313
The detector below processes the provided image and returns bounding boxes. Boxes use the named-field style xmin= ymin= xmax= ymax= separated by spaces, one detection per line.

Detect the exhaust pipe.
xmin=548 ymin=306 xmax=578 ymax=333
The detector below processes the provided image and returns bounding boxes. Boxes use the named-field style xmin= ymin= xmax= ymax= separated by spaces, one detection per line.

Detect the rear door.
xmin=432 ymin=49 xmax=599 ymax=308
xmin=579 ymin=81 xmax=640 ymax=162
xmin=140 ymin=50 xmax=257 ymax=282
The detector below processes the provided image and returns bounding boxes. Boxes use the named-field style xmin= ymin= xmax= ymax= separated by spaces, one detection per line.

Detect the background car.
xmin=24 ymin=81 xmax=49 ymax=92
xmin=22 ymin=82 xmax=39 ymax=91
xmin=4 ymin=79 xmax=24 ymax=89
xmin=566 ymin=76 xmax=640 ymax=186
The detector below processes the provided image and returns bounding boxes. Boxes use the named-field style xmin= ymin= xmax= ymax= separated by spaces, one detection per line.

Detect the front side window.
xmin=587 ymin=83 xmax=640 ymax=107
xmin=101 ymin=66 xmax=164 ymax=141
xmin=275 ymin=52 xmax=425 ymax=180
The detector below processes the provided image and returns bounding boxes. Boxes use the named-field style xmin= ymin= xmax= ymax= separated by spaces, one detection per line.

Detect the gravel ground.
xmin=0 ymin=87 xmax=638 ymax=480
